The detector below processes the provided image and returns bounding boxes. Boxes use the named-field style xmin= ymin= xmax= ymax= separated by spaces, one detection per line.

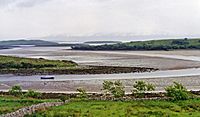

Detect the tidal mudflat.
xmin=0 ymin=47 xmax=200 ymax=70
xmin=0 ymin=47 xmax=200 ymax=93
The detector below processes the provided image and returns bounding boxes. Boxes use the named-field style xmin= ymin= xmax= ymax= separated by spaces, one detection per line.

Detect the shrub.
xmin=165 ymin=82 xmax=189 ymax=101
xmin=24 ymin=90 xmax=42 ymax=98
xmin=59 ymin=95 xmax=68 ymax=103
xmin=9 ymin=85 xmax=23 ymax=96
xmin=76 ymin=88 xmax=88 ymax=99
xmin=102 ymin=81 xmax=113 ymax=94
xmin=102 ymin=80 xmax=125 ymax=98
xmin=132 ymin=81 xmax=155 ymax=98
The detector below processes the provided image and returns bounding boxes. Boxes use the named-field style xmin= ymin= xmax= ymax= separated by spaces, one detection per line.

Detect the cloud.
xmin=0 ymin=0 xmax=51 ymax=8
xmin=16 ymin=0 xmax=52 ymax=8
xmin=0 ymin=0 xmax=15 ymax=7
xmin=0 ymin=0 xmax=200 ymax=40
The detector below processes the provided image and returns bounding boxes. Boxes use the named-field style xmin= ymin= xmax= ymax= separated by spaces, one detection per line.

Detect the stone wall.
xmin=1 ymin=102 xmax=65 ymax=117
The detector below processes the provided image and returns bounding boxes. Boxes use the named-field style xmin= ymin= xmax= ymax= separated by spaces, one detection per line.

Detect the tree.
xmin=102 ymin=80 xmax=125 ymax=98
xmin=132 ymin=81 xmax=155 ymax=98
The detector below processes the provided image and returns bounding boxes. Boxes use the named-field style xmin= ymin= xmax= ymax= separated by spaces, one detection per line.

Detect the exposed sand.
xmin=46 ymin=49 xmax=200 ymax=69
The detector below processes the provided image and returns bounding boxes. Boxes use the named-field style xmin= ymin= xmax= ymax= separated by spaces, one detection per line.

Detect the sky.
xmin=0 ymin=0 xmax=200 ymax=41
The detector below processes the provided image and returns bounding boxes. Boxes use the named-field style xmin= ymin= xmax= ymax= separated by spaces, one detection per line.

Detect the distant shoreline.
xmin=72 ymin=38 xmax=200 ymax=51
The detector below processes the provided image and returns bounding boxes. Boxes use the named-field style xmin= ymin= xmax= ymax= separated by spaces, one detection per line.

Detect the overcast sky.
xmin=0 ymin=0 xmax=200 ymax=41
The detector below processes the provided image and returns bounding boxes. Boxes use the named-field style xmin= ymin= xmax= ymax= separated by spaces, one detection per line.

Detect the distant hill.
xmin=72 ymin=38 xmax=200 ymax=51
xmin=0 ymin=40 xmax=58 ymax=46
xmin=0 ymin=46 xmax=13 ymax=50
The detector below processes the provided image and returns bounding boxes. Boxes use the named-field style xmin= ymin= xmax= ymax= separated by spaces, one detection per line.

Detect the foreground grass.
xmin=0 ymin=95 xmax=55 ymax=115
xmin=27 ymin=99 xmax=200 ymax=117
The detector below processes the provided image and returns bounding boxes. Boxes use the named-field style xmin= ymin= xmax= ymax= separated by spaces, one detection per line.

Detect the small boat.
xmin=41 ymin=76 xmax=55 ymax=79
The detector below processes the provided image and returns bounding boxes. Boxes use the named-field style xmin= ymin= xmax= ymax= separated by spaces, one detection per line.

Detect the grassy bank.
xmin=27 ymin=99 xmax=200 ymax=117
xmin=0 ymin=55 xmax=77 ymax=70
xmin=72 ymin=38 xmax=200 ymax=50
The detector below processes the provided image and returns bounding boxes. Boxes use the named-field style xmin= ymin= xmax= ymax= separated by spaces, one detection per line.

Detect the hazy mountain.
xmin=42 ymin=33 xmax=197 ymax=42
xmin=0 ymin=39 xmax=58 ymax=46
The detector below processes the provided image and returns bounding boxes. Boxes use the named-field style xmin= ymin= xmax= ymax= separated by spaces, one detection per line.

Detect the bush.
xmin=59 ymin=95 xmax=68 ymax=103
xmin=76 ymin=88 xmax=88 ymax=99
xmin=165 ymin=82 xmax=190 ymax=101
xmin=24 ymin=90 xmax=42 ymax=98
xmin=102 ymin=80 xmax=125 ymax=98
xmin=9 ymin=85 xmax=23 ymax=96
xmin=132 ymin=81 xmax=155 ymax=98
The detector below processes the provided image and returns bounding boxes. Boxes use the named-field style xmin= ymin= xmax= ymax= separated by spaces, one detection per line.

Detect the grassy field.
xmin=0 ymin=55 xmax=77 ymax=70
xmin=0 ymin=95 xmax=54 ymax=115
xmin=27 ymin=99 xmax=200 ymax=117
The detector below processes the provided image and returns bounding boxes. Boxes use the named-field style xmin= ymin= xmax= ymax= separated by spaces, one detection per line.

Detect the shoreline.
xmin=0 ymin=66 xmax=157 ymax=76
xmin=0 ymin=90 xmax=200 ymax=99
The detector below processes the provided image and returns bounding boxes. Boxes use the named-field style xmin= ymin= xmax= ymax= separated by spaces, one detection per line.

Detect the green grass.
xmin=0 ymin=55 xmax=77 ymax=70
xmin=0 ymin=95 xmax=54 ymax=115
xmin=28 ymin=99 xmax=200 ymax=117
